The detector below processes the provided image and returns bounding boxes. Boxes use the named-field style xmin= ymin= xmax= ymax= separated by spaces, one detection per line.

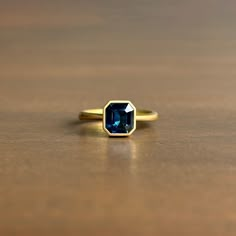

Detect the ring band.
xmin=79 ymin=109 xmax=158 ymax=121
xmin=79 ymin=100 xmax=158 ymax=137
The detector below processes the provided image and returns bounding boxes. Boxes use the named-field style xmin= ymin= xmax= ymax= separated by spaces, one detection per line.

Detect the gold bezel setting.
xmin=103 ymin=100 xmax=137 ymax=137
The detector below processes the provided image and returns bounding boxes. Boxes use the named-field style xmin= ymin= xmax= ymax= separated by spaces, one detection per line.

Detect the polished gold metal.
xmin=79 ymin=109 xmax=158 ymax=121
xmin=79 ymin=100 xmax=158 ymax=137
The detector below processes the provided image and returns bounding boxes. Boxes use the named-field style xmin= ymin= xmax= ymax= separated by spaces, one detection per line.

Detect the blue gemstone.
xmin=105 ymin=102 xmax=135 ymax=134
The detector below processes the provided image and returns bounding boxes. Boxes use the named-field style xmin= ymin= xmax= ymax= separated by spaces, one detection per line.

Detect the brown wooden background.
xmin=1 ymin=1 xmax=236 ymax=235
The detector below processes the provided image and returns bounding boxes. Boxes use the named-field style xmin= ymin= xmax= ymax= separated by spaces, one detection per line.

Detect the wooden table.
xmin=1 ymin=1 xmax=236 ymax=235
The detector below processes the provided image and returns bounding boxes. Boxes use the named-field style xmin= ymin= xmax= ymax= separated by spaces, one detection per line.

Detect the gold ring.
xmin=79 ymin=100 xmax=158 ymax=137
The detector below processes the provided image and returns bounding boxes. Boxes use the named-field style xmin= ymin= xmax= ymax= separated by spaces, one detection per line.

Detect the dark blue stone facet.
xmin=105 ymin=103 xmax=135 ymax=134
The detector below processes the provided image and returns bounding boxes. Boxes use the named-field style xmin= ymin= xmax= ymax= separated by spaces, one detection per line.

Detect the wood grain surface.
xmin=1 ymin=1 xmax=236 ymax=235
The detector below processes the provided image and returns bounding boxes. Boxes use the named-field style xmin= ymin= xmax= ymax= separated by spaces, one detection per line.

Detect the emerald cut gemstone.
xmin=104 ymin=101 xmax=136 ymax=136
